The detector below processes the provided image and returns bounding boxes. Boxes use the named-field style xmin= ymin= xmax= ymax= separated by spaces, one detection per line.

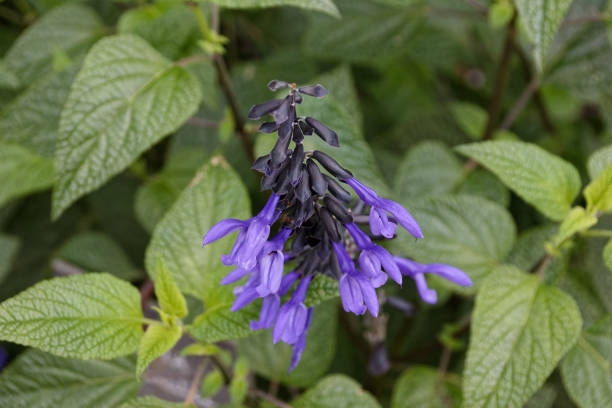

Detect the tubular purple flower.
xmin=256 ymin=250 xmax=285 ymax=296
xmin=345 ymin=223 xmax=402 ymax=285
xmin=369 ymin=206 xmax=396 ymax=238
xmin=231 ymin=285 xmax=259 ymax=312
xmin=339 ymin=273 xmax=366 ymax=315
xmin=345 ymin=178 xmax=423 ymax=239
xmin=250 ymin=294 xmax=280 ymax=330
xmin=289 ymin=307 xmax=313 ymax=372
xmin=414 ymin=273 xmax=437 ymax=304
xmin=273 ymin=276 xmax=312 ymax=345
xmin=278 ymin=270 xmax=300 ymax=296
xmin=202 ymin=219 xmax=246 ymax=246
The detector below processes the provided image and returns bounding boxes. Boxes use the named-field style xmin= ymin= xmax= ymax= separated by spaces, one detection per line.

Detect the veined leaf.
xmin=0 ymin=350 xmax=139 ymax=408
xmin=585 ymin=162 xmax=612 ymax=213
xmin=238 ymin=300 xmax=338 ymax=387
xmin=561 ymin=314 xmax=612 ymax=408
xmin=514 ymin=0 xmax=573 ymax=70
xmin=588 ymin=144 xmax=612 ymax=179
xmin=153 ymin=259 xmax=188 ymax=318
xmin=0 ymin=63 xmax=79 ymax=157
xmin=304 ymin=275 xmax=339 ymax=307
xmin=456 ymin=141 xmax=581 ymax=221
xmin=3 ymin=4 xmax=104 ymax=84
xmin=189 ymin=302 xmax=259 ymax=343
xmin=463 ymin=265 xmax=582 ymax=408
xmin=551 ymin=207 xmax=597 ymax=247
xmin=0 ymin=60 xmax=19 ymax=90
xmin=0 ymin=273 xmax=144 ymax=359
xmin=137 ymin=323 xmax=182 ymax=376
xmin=390 ymin=195 xmax=516 ymax=291
xmin=604 ymin=239 xmax=612 ymax=272
xmin=0 ymin=142 xmax=54 ymax=207
xmin=450 ymin=101 xmax=487 ymax=140
xmin=391 ymin=365 xmax=461 ymax=408
xmin=292 ymin=374 xmax=381 ymax=408
xmin=204 ymin=0 xmax=340 ymax=17
xmin=119 ymin=396 xmax=184 ymax=408
xmin=456 ymin=170 xmax=510 ymax=207
xmin=52 ymin=34 xmax=202 ymax=219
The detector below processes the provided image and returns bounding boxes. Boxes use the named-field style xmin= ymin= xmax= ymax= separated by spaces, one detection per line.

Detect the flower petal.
xmin=413 ymin=273 xmax=437 ymax=304
xmin=202 ymin=219 xmax=245 ymax=245
xmin=425 ymin=263 xmax=472 ymax=287
xmin=250 ymin=294 xmax=280 ymax=330
xmin=379 ymin=198 xmax=423 ymax=239
xmin=339 ymin=274 xmax=366 ymax=315
xmin=359 ymin=250 xmax=382 ymax=278
xmin=220 ymin=267 xmax=252 ymax=285
xmin=357 ymin=276 xmax=379 ymax=317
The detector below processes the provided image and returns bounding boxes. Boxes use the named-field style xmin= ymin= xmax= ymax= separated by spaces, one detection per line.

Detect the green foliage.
xmin=0 ymin=233 xmax=19 ymax=284
xmin=119 ymin=396 xmax=185 ymax=408
xmin=292 ymin=375 xmax=381 ymax=408
xmin=200 ymin=368 xmax=224 ymax=398
xmin=136 ymin=322 xmax=182 ymax=376
xmin=153 ymin=258 xmax=188 ymax=319
xmin=391 ymin=195 xmax=516 ymax=290
xmin=450 ymin=102 xmax=487 ymax=140
xmin=391 ymin=365 xmax=461 ymax=408
xmin=238 ymin=300 xmax=337 ymax=387
xmin=514 ymin=0 xmax=573 ymax=70
xmin=561 ymin=315 xmax=612 ymax=408
xmin=551 ymin=207 xmax=598 ymax=248
xmin=585 ymin=162 xmax=612 ymax=213
xmin=52 ymin=34 xmax=202 ymax=219
xmin=205 ymin=0 xmax=340 ymax=17
xmin=457 ymin=141 xmax=581 ymax=221
xmin=0 ymin=273 xmax=144 ymax=359
xmin=463 ymin=265 xmax=582 ymax=408
xmin=0 ymin=350 xmax=139 ymax=408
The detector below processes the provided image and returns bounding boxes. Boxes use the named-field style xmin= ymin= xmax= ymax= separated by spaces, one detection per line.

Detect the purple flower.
xmin=289 ymin=307 xmax=313 ymax=372
xmin=393 ymin=256 xmax=472 ymax=304
xmin=345 ymin=178 xmax=423 ymax=239
xmin=203 ymin=194 xmax=280 ymax=270
xmin=256 ymin=250 xmax=284 ymax=296
xmin=273 ymin=276 xmax=312 ymax=345
xmin=333 ymin=242 xmax=379 ymax=317
xmin=345 ymin=223 xmax=402 ymax=285
xmin=250 ymin=294 xmax=280 ymax=330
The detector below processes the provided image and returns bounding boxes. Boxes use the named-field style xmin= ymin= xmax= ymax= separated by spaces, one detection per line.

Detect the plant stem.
xmin=250 ymin=389 xmax=294 ymax=408
xmin=481 ymin=14 xmax=516 ymax=140
xmin=531 ymin=253 xmax=553 ymax=280
xmin=186 ymin=117 xmax=219 ymax=128
xmin=563 ymin=14 xmax=610 ymax=26
xmin=184 ymin=358 xmax=208 ymax=405
xmin=583 ymin=229 xmax=612 ymax=238
xmin=500 ymin=77 xmax=539 ymax=129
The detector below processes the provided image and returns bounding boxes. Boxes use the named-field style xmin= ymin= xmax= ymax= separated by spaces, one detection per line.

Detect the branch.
xmin=481 ymin=14 xmax=516 ymax=140
xmin=184 ymin=358 xmax=208 ymax=405
xmin=250 ymin=389 xmax=294 ymax=408
xmin=499 ymin=77 xmax=539 ymax=129
xmin=563 ymin=14 xmax=609 ymax=26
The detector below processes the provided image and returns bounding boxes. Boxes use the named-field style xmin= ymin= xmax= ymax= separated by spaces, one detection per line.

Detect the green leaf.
xmin=292 ymin=375 xmax=381 ymax=408
xmin=394 ymin=141 xmax=464 ymax=201
xmin=57 ymin=231 xmax=142 ymax=281
xmin=118 ymin=2 xmax=199 ymax=60
xmin=3 ymin=4 xmax=104 ymax=84
xmin=200 ymin=368 xmax=224 ymax=398
xmin=135 ymin=148 xmax=209 ymax=233
xmin=205 ymin=0 xmax=340 ymax=17
xmin=463 ymin=265 xmax=582 ymax=408
xmin=0 ymin=142 xmax=54 ymax=207
xmin=119 ymin=396 xmax=184 ymax=408
xmin=137 ymin=323 xmax=183 ymax=376
xmin=0 ymin=234 xmax=19 ymax=284
xmin=0 ymin=350 xmax=139 ymax=408
xmin=0 ymin=63 xmax=79 ymax=157
xmin=153 ymin=258 xmax=188 ymax=318
xmin=604 ymin=239 xmax=612 ymax=272
xmin=450 ymin=102 xmax=487 ymax=140
xmin=561 ymin=314 xmax=612 ymax=408
xmin=456 ymin=170 xmax=510 ymax=207
xmin=551 ymin=207 xmax=598 ymax=248
xmin=190 ymin=302 xmax=259 ymax=343
xmin=391 ymin=365 xmax=461 ymax=408
xmin=588 ymin=144 xmax=612 ymax=180
xmin=238 ymin=300 xmax=338 ymax=387
xmin=0 ymin=60 xmax=19 ymax=90
xmin=52 ymin=34 xmax=202 ymax=219
xmin=389 ymin=195 xmax=516 ymax=291
xmin=304 ymin=275 xmax=339 ymax=307
xmin=489 ymin=1 xmax=514 ymax=29
xmin=0 ymin=273 xmax=144 ymax=359
xmin=456 ymin=141 xmax=581 ymax=221
xmin=585 ymin=162 xmax=612 ymax=213
xmin=514 ymin=0 xmax=573 ymax=70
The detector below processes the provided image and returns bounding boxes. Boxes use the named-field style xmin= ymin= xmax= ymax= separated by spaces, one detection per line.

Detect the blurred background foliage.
xmin=1 ymin=0 xmax=612 ymax=407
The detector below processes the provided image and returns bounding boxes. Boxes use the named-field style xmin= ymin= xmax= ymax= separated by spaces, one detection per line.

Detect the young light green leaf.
xmin=201 ymin=368 xmax=225 ymax=398
xmin=153 ymin=259 xmax=188 ymax=318
xmin=0 ymin=63 xmax=79 ymax=157
xmin=450 ymin=101 xmax=487 ymax=140
xmin=585 ymin=162 xmax=612 ymax=213
xmin=137 ymin=323 xmax=183 ymax=376
xmin=514 ymin=0 xmax=573 ymax=70
xmin=292 ymin=374 xmax=381 ymax=408
xmin=0 ymin=350 xmax=139 ymax=408
xmin=57 ymin=231 xmax=142 ymax=281
xmin=52 ymin=34 xmax=202 ymax=219
xmin=0 ymin=234 xmax=19 ymax=284
xmin=456 ymin=141 xmax=581 ymax=221
xmin=604 ymin=239 xmax=612 ymax=272
xmin=389 ymin=195 xmax=516 ymax=291
xmin=119 ymin=396 xmax=184 ymax=408
xmin=238 ymin=300 xmax=338 ymax=387
xmin=391 ymin=365 xmax=461 ymax=408
xmin=463 ymin=265 xmax=582 ymax=408
xmin=0 ymin=142 xmax=54 ymax=207
xmin=588 ymin=144 xmax=612 ymax=179
xmin=394 ymin=141 xmax=464 ymax=201
xmin=0 ymin=273 xmax=144 ymax=359
xmin=3 ymin=4 xmax=104 ymax=84
xmin=561 ymin=314 xmax=612 ymax=408
xmin=551 ymin=207 xmax=598 ymax=248
xmin=204 ymin=0 xmax=340 ymax=17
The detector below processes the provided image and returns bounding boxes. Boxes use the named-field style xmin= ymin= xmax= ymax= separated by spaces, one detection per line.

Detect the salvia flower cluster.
xmin=202 ymin=81 xmax=472 ymax=370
